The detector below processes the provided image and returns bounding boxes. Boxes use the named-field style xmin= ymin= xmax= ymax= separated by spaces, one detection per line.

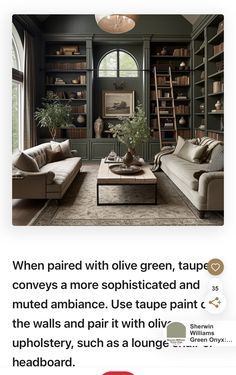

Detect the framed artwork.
xmin=102 ymin=90 xmax=135 ymax=118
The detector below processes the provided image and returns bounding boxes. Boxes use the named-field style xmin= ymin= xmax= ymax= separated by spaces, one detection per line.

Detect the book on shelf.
xmin=213 ymin=42 xmax=224 ymax=55
xmin=46 ymin=62 xmax=87 ymax=70
xmin=172 ymin=48 xmax=189 ymax=57
xmin=160 ymin=110 xmax=169 ymax=114
xmin=174 ymin=76 xmax=189 ymax=85
xmin=79 ymin=75 xmax=86 ymax=85
xmin=164 ymin=123 xmax=174 ymax=128
xmin=175 ymin=105 xmax=189 ymax=114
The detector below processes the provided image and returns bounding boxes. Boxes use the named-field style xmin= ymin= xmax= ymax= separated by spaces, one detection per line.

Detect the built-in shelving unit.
xmin=150 ymin=41 xmax=191 ymax=148
xmin=193 ymin=15 xmax=224 ymax=141
xmin=44 ymin=41 xmax=89 ymax=139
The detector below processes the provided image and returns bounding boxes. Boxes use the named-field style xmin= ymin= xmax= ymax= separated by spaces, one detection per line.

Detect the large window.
xmin=12 ymin=25 xmax=23 ymax=152
xmin=98 ymin=49 xmax=138 ymax=78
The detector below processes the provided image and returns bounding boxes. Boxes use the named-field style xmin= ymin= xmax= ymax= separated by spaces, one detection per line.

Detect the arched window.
xmin=12 ymin=24 xmax=23 ymax=152
xmin=98 ymin=49 xmax=138 ymax=78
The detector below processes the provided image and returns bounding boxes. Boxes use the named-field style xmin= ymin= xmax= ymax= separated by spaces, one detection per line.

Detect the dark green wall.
xmin=40 ymin=15 xmax=192 ymax=36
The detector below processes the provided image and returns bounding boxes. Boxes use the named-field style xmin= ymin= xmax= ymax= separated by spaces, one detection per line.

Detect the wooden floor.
xmin=12 ymin=199 xmax=47 ymax=226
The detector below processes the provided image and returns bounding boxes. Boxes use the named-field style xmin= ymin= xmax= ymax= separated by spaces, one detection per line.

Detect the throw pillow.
xmin=46 ymin=146 xmax=66 ymax=163
xmin=207 ymin=143 xmax=224 ymax=170
xmin=194 ymin=144 xmax=224 ymax=180
xmin=178 ymin=141 xmax=208 ymax=163
xmin=173 ymin=136 xmax=185 ymax=155
xmin=14 ymin=152 xmax=40 ymax=172
xmin=198 ymin=136 xmax=223 ymax=162
xmin=50 ymin=139 xmax=72 ymax=158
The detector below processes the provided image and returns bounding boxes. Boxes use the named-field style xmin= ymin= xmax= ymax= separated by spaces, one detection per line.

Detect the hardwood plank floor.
xmin=12 ymin=199 xmax=47 ymax=226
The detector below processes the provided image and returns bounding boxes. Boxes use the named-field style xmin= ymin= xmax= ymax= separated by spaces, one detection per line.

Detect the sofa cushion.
xmin=40 ymin=157 xmax=82 ymax=194
xmin=178 ymin=141 xmax=208 ymax=163
xmin=13 ymin=152 xmax=40 ymax=172
xmin=46 ymin=146 xmax=66 ymax=163
xmin=51 ymin=139 xmax=72 ymax=158
xmin=161 ymin=154 xmax=209 ymax=191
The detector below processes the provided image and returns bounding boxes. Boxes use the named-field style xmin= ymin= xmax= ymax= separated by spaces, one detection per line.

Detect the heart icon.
xmin=211 ymin=263 xmax=220 ymax=272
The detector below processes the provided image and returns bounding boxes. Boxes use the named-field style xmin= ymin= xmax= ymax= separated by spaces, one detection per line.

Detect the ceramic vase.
xmin=77 ymin=114 xmax=85 ymax=125
xmin=94 ymin=116 xmax=104 ymax=138
xmin=122 ymin=151 xmax=133 ymax=168
xmin=215 ymin=100 xmax=221 ymax=110
xmin=178 ymin=116 xmax=186 ymax=125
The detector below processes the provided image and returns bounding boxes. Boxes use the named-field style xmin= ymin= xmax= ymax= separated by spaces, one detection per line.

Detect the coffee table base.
xmin=97 ymin=183 xmax=157 ymax=206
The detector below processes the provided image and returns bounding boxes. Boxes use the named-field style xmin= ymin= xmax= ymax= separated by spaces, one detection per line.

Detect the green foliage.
xmin=34 ymin=92 xmax=72 ymax=138
xmin=109 ymin=104 xmax=149 ymax=149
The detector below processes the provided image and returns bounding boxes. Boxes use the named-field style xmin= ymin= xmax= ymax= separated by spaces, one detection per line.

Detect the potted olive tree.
xmin=109 ymin=103 xmax=149 ymax=165
xmin=35 ymin=92 xmax=72 ymax=139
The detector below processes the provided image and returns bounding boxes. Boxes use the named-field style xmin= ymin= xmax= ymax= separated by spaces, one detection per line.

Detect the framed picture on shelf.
xmin=102 ymin=90 xmax=135 ymax=118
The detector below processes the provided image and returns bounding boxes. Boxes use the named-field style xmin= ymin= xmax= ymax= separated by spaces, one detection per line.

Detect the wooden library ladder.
xmin=153 ymin=66 xmax=178 ymax=149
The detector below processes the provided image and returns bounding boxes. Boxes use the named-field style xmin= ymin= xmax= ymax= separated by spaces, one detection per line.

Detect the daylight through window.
xmin=98 ymin=50 xmax=138 ymax=78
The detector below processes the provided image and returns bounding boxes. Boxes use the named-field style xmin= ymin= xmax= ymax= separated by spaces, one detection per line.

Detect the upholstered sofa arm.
xmin=198 ymin=171 xmax=224 ymax=210
xmin=70 ymin=149 xmax=80 ymax=157
xmin=12 ymin=170 xmax=55 ymax=199
xmin=13 ymin=170 xmax=55 ymax=184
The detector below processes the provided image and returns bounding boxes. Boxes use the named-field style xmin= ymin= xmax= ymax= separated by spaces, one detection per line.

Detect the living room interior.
xmin=12 ymin=14 xmax=224 ymax=226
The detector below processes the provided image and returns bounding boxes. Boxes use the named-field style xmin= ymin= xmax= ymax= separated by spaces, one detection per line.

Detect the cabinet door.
xmin=91 ymin=139 xmax=118 ymax=160
xmin=70 ymin=140 xmax=90 ymax=160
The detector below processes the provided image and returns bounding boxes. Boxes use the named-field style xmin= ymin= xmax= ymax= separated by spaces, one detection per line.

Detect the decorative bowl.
xmin=109 ymin=165 xmax=142 ymax=175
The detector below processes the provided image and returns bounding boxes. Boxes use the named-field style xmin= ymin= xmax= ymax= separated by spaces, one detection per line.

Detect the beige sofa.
xmin=12 ymin=140 xmax=82 ymax=199
xmin=160 ymin=136 xmax=224 ymax=218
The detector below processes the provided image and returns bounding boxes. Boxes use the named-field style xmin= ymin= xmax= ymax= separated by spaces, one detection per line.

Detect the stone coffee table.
xmin=96 ymin=158 xmax=157 ymax=205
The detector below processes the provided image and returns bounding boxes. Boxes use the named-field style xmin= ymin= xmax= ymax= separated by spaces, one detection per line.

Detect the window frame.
xmin=12 ymin=24 xmax=23 ymax=152
xmin=98 ymin=49 xmax=139 ymax=78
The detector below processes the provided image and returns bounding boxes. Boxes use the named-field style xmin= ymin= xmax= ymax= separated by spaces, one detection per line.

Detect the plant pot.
xmin=122 ymin=151 xmax=133 ymax=168
xmin=128 ymin=148 xmax=142 ymax=166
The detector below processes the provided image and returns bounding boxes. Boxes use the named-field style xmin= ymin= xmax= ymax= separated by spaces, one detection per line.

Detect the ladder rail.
xmin=153 ymin=65 xmax=178 ymax=149
xmin=169 ymin=66 xmax=178 ymax=143
xmin=153 ymin=66 xmax=162 ymax=149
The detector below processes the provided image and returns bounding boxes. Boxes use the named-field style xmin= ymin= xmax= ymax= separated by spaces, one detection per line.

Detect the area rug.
xmin=30 ymin=163 xmax=223 ymax=226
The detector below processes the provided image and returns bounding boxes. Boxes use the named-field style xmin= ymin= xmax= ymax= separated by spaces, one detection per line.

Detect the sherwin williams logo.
xmin=103 ymin=372 xmax=134 ymax=375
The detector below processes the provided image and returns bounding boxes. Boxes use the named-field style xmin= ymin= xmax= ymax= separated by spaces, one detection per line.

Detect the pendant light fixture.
xmin=95 ymin=14 xmax=139 ymax=34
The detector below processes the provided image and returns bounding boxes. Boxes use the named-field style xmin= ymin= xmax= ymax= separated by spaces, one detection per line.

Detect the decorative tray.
xmin=104 ymin=156 xmax=123 ymax=163
xmin=109 ymin=165 xmax=142 ymax=175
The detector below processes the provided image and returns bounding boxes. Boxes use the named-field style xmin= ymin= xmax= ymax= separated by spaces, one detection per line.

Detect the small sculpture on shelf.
xmin=199 ymin=119 xmax=206 ymax=130
xmin=215 ymin=100 xmax=221 ymax=110
xmin=160 ymin=47 xmax=167 ymax=56
xmin=179 ymin=61 xmax=186 ymax=70
xmin=199 ymin=103 xmax=205 ymax=113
